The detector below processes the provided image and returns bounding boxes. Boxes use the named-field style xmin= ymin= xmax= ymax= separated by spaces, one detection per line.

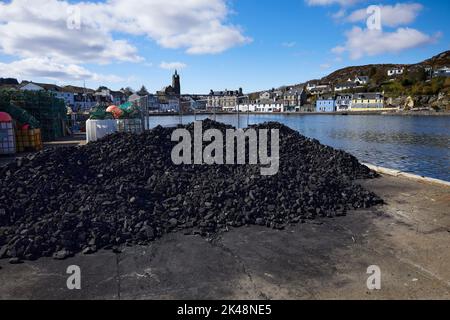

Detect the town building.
xmin=110 ymin=90 xmax=128 ymax=106
xmin=156 ymin=71 xmax=182 ymax=112
xmin=191 ymin=97 xmax=208 ymax=111
xmin=63 ymin=85 xmax=96 ymax=111
xmin=306 ymin=82 xmax=318 ymax=91
xmin=259 ymin=91 xmax=272 ymax=100
xmin=387 ymin=68 xmax=405 ymax=77
xmin=94 ymin=87 xmax=114 ymax=105
xmin=309 ymin=84 xmax=332 ymax=95
xmin=158 ymin=97 xmax=181 ymax=113
xmin=316 ymin=95 xmax=336 ymax=112
xmin=335 ymin=94 xmax=353 ymax=111
xmin=206 ymin=88 xmax=247 ymax=111
xmin=335 ymin=76 xmax=369 ymax=92
xmin=354 ymin=76 xmax=369 ymax=85
xmin=283 ymin=87 xmax=307 ymax=110
xmin=352 ymin=93 xmax=384 ymax=109
xmin=334 ymin=82 xmax=357 ymax=92
xmin=258 ymin=89 xmax=283 ymax=101
xmin=433 ymin=66 xmax=450 ymax=78
xmin=20 ymin=82 xmax=75 ymax=107
xmin=239 ymin=101 xmax=285 ymax=113
xmin=129 ymin=93 xmax=160 ymax=112
xmin=157 ymin=70 xmax=181 ymax=97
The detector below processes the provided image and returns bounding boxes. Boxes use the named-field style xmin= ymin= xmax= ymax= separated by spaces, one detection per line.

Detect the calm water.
xmin=148 ymin=114 xmax=450 ymax=182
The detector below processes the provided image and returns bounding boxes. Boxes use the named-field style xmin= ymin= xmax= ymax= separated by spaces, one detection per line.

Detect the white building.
xmin=335 ymin=94 xmax=353 ymax=111
xmin=159 ymin=98 xmax=180 ymax=112
xmin=306 ymin=83 xmax=317 ymax=91
xmin=63 ymin=86 xmax=97 ymax=111
xmin=334 ymin=82 xmax=357 ymax=92
xmin=387 ymin=68 xmax=404 ymax=77
xmin=20 ymin=82 xmax=74 ymax=107
xmin=309 ymin=84 xmax=332 ymax=95
xmin=239 ymin=101 xmax=285 ymax=113
xmin=354 ymin=76 xmax=369 ymax=85
xmin=433 ymin=66 xmax=450 ymax=78
xmin=259 ymin=91 xmax=272 ymax=100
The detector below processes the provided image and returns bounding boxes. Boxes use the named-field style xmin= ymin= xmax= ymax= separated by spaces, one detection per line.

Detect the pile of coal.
xmin=0 ymin=120 xmax=382 ymax=262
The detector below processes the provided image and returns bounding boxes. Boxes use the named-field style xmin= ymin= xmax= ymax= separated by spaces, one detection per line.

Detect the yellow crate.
xmin=15 ymin=128 xmax=43 ymax=152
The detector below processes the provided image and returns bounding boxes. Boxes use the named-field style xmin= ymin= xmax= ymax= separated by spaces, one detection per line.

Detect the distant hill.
xmin=320 ymin=51 xmax=449 ymax=86
xmin=415 ymin=50 xmax=450 ymax=69
xmin=251 ymin=51 xmax=450 ymax=95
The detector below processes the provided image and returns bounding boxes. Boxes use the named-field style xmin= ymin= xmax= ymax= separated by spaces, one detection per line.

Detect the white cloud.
xmin=346 ymin=3 xmax=424 ymax=28
xmin=320 ymin=63 xmax=331 ymax=69
xmin=0 ymin=58 xmax=122 ymax=82
xmin=0 ymin=0 xmax=250 ymax=82
xmin=332 ymin=9 xmax=347 ymax=19
xmin=282 ymin=42 xmax=297 ymax=48
xmin=159 ymin=62 xmax=187 ymax=70
xmin=305 ymin=0 xmax=361 ymax=6
xmin=0 ymin=0 xmax=250 ymax=58
xmin=332 ymin=27 xmax=440 ymax=60
xmin=331 ymin=46 xmax=346 ymax=54
xmin=0 ymin=1 xmax=143 ymax=65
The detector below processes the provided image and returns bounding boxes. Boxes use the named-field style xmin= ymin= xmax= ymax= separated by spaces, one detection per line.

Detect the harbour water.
xmin=148 ymin=114 xmax=450 ymax=182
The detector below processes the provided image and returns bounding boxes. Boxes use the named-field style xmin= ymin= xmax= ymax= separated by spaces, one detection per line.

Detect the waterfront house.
xmin=335 ymin=94 xmax=353 ymax=111
xmin=352 ymin=93 xmax=384 ymax=110
xmin=283 ymin=87 xmax=307 ymax=110
xmin=191 ymin=97 xmax=208 ymax=111
xmin=240 ymin=100 xmax=284 ymax=113
xmin=206 ymin=88 xmax=247 ymax=112
xmin=159 ymin=95 xmax=180 ymax=113
xmin=316 ymin=95 xmax=336 ymax=112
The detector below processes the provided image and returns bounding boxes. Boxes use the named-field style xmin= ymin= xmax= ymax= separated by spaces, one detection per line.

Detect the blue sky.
xmin=0 ymin=0 xmax=448 ymax=93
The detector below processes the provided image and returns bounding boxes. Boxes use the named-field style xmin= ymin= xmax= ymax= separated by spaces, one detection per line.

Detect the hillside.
xmin=252 ymin=51 xmax=449 ymax=95
xmin=321 ymin=51 xmax=450 ymax=85
xmin=321 ymin=51 xmax=450 ymax=86
xmin=414 ymin=50 xmax=450 ymax=69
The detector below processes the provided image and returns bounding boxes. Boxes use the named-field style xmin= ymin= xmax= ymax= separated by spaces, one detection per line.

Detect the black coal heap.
xmin=0 ymin=120 xmax=382 ymax=262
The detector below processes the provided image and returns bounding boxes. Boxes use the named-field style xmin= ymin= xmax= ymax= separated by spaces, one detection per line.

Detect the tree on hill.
xmin=137 ymin=85 xmax=150 ymax=96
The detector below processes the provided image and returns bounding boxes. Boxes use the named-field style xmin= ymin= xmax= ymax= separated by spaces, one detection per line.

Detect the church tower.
xmin=172 ymin=70 xmax=181 ymax=95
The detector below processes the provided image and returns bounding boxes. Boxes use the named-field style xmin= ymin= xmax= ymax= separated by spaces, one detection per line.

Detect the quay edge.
xmin=363 ymin=163 xmax=450 ymax=187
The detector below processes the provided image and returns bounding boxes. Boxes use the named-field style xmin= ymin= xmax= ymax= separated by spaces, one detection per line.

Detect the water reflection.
xmin=148 ymin=114 xmax=450 ymax=182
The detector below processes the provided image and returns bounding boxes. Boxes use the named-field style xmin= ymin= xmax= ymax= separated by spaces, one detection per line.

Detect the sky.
xmin=0 ymin=0 xmax=449 ymax=93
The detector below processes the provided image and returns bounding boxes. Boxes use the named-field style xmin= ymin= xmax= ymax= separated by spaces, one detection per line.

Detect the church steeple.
xmin=172 ymin=70 xmax=180 ymax=95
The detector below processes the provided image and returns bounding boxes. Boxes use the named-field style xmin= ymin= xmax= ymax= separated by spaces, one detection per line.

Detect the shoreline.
xmin=149 ymin=111 xmax=450 ymax=117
